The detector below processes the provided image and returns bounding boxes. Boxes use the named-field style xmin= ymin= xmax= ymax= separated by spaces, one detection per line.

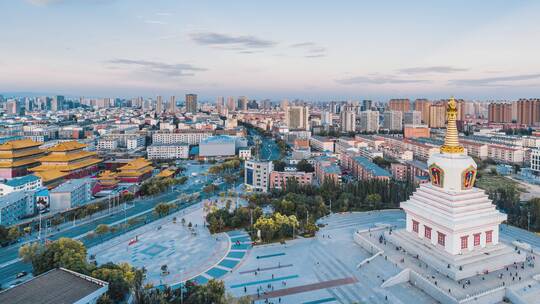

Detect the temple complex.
xmin=116 ymin=158 xmax=153 ymax=183
xmin=0 ymin=139 xmax=45 ymax=179
xmin=29 ymin=141 xmax=102 ymax=184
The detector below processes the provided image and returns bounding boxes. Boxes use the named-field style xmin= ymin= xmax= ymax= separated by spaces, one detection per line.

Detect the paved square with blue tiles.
xmin=89 ymin=203 xmax=229 ymax=286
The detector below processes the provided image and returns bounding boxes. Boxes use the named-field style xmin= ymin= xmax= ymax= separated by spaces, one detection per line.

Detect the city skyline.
xmin=2 ymin=1 xmax=540 ymax=100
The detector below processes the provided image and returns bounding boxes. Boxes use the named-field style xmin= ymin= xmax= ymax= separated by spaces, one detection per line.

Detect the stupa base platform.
xmin=385 ymin=229 xmax=526 ymax=280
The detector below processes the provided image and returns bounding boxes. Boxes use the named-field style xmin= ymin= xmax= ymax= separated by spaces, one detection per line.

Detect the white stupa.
xmin=391 ymin=98 xmax=525 ymax=280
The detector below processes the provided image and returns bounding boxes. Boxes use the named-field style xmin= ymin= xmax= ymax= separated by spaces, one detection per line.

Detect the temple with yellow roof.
xmin=30 ymin=141 xmax=102 ymax=183
xmin=116 ymin=158 xmax=153 ymax=183
xmin=97 ymin=170 xmax=119 ymax=190
xmin=0 ymin=139 xmax=45 ymax=179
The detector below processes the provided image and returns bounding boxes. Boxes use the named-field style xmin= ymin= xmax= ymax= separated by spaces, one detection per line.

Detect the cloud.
xmin=27 ymin=0 xmax=63 ymax=5
xmin=336 ymin=75 xmax=429 ymax=85
xmin=190 ymin=32 xmax=276 ymax=50
xmin=449 ymin=73 xmax=540 ymax=86
xmin=398 ymin=66 xmax=469 ymax=74
xmin=106 ymin=59 xmax=206 ymax=77
xmin=290 ymin=42 xmax=317 ymax=48
xmin=290 ymin=41 xmax=327 ymax=58
xmin=144 ymin=20 xmax=166 ymax=25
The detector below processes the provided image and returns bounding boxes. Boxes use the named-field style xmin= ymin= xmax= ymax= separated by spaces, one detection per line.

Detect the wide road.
xmin=247 ymin=127 xmax=281 ymax=161
xmin=0 ymin=164 xmax=213 ymax=287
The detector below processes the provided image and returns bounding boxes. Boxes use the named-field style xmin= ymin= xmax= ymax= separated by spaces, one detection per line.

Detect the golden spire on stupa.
xmin=440 ymin=97 xmax=464 ymax=154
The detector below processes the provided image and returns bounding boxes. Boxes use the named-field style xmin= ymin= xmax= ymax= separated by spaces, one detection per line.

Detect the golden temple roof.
xmin=119 ymin=158 xmax=153 ymax=171
xmin=0 ymin=139 xmax=42 ymax=151
xmin=48 ymin=141 xmax=87 ymax=152
xmin=156 ymin=169 xmax=175 ymax=178
xmin=38 ymin=151 xmax=98 ymax=163
xmin=98 ymin=170 xmax=117 ymax=179
xmin=0 ymin=148 xmax=44 ymax=159
xmin=33 ymin=171 xmax=69 ymax=183
xmin=440 ymin=97 xmax=465 ymax=154
xmin=0 ymin=158 xmax=41 ymax=168
xmin=30 ymin=158 xmax=103 ymax=172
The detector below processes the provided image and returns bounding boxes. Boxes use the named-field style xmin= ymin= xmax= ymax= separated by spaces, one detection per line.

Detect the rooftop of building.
xmin=0 ymin=268 xmax=107 ymax=304
xmin=0 ymin=139 xmax=42 ymax=151
xmin=4 ymin=175 xmax=41 ymax=188
xmin=50 ymin=178 xmax=92 ymax=193
xmin=148 ymin=142 xmax=189 ymax=147
xmin=353 ymin=156 xmax=392 ymax=177
xmin=118 ymin=158 xmax=153 ymax=171
xmin=200 ymin=135 xmax=236 ymax=144
xmin=321 ymin=164 xmax=341 ymax=175
xmin=0 ymin=191 xmax=31 ymax=209
xmin=48 ymin=141 xmax=87 ymax=152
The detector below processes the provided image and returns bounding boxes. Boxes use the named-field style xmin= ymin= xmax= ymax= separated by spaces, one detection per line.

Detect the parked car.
xmin=15 ymin=271 xmax=27 ymax=279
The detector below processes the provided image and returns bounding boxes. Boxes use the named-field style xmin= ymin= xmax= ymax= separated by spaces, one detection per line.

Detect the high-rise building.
xmin=383 ymin=111 xmax=402 ymax=131
xmin=414 ymin=99 xmax=431 ymax=124
xmin=51 ymin=95 xmax=64 ymax=112
xmin=185 ymin=94 xmax=197 ymax=113
xmin=216 ymin=96 xmax=225 ymax=114
xmin=404 ymin=111 xmax=422 ymax=125
xmin=488 ymin=102 xmax=513 ymax=123
xmin=340 ymin=105 xmax=356 ymax=133
xmin=429 ymin=103 xmax=446 ymax=128
xmin=226 ymin=96 xmax=236 ymax=111
xmin=516 ymin=98 xmax=540 ymax=126
xmin=280 ymin=99 xmax=289 ymax=111
xmin=359 ymin=110 xmax=379 ymax=133
xmin=286 ymin=105 xmax=309 ymax=130
xmin=168 ymin=96 xmax=177 ymax=113
xmin=321 ymin=110 xmax=332 ymax=126
xmin=389 ymin=98 xmax=410 ymax=113
xmin=156 ymin=96 xmax=163 ymax=113
xmin=238 ymin=96 xmax=248 ymax=111
xmin=6 ymin=100 xmax=19 ymax=115
xmin=361 ymin=100 xmax=373 ymax=111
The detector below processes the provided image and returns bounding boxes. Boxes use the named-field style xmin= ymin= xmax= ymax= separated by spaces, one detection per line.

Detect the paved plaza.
xmin=89 ymin=202 xmax=229 ymax=286
xmin=219 ymin=211 xmax=540 ymax=304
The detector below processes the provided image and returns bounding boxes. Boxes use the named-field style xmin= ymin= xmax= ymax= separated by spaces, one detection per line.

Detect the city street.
xmin=0 ymin=163 xmax=213 ymax=288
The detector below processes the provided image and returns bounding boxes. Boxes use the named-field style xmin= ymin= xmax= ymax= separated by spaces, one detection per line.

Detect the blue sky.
xmin=1 ymin=0 xmax=540 ymax=101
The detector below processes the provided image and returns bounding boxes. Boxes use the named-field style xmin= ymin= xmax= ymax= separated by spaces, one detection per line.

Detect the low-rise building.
xmin=49 ymin=178 xmax=94 ymax=213
xmin=403 ymin=124 xmax=430 ymax=139
xmin=0 ymin=191 xmax=35 ymax=226
xmin=238 ymin=148 xmax=252 ymax=160
xmin=269 ymin=171 xmax=314 ymax=190
xmin=97 ymin=138 xmax=118 ymax=151
xmin=199 ymin=135 xmax=236 ymax=157
xmin=350 ymin=156 xmax=391 ymax=181
xmin=244 ymin=160 xmax=273 ymax=192
xmin=0 ymin=174 xmax=42 ymax=196
xmin=147 ymin=143 xmax=189 ymax=160
xmin=310 ymin=136 xmax=335 ymax=152
xmin=0 ymin=268 xmax=108 ymax=304
xmin=314 ymin=156 xmax=341 ymax=184
xmin=152 ymin=130 xmax=212 ymax=145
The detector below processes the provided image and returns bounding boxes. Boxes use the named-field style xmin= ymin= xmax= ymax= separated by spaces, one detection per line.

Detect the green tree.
xmin=95 ymin=224 xmax=110 ymax=238
xmin=272 ymin=160 xmax=286 ymax=172
xmin=20 ymin=238 xmax=90 ymax=275
xmin=154 ymin=202 xmax=172 ymax=217
xmin=296 ymin=159 xmax=315 ymax=172
xmin=7 ymin=227 xmax=20 ymax=242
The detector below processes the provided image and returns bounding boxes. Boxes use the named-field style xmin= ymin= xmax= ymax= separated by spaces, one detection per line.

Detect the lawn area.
xmin=476 ymin=174 xmax=527 ymax=193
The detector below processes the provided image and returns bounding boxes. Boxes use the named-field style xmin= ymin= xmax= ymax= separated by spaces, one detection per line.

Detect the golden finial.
xmin=440 ymin=97 xmax=464 ymax=154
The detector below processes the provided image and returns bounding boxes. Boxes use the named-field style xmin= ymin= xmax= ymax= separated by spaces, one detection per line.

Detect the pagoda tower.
xmin=402 ymin=97 xmax=505 ymax=254
xmin=395 ymin=97 xmax=524 ymax=279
